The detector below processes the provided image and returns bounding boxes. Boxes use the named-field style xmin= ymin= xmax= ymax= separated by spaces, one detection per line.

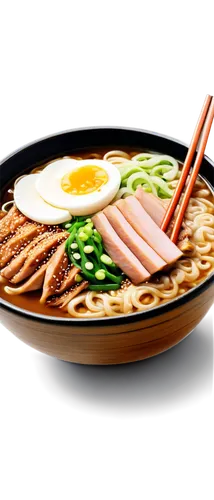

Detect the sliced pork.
xmin=1 ymin=232 xmax=48 ymax=280
xmin=92 ymin=212 xmax=150 ymax=284
xmin=0 ymin=205 xmax=27 ymax=243
xmin=4 ymin=263 xmax=48 ymax=295
xmin=0 ymin=223 xmax=47 ymax=269
xmin=40 ymin=242 xmax=69 ymax=303
xmin=55 ymin=265 xmax=79 ymax=295
xmin=11 ymin=231 xmax=67 ymax=284
xmin=116 ymin=197 xmax=182 ymax=264
xmin=48 ymin=281 xmax=88 ymax=308
xmin=0 ymin=211 xmax=6 ymax=221
xmin=135 ymin=188 xmax=170 ymax=227
xmin=104 ymin=205 xmax=166 ymax=274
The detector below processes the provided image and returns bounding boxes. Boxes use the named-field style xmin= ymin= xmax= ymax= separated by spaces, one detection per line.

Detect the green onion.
xmin=65 ymin=215 xmax=123 ymax=290
xmin=91 ymin=236 xmax=103 ymax=257
xmin=88 ymin=237 xmax=101 ymax=261
xmin=67 ymin=250 xmax=82 ymax=270
xmin=75 ymin=216 xmax=87 ymax=222
xmin=85 ymin=262 xmax=94 ymax=270
xmin=73 ymin=252 xmax=81 ymax=260
xmin=62 ymin=219 xmax=72 ymax=229
xmin=84 ymin=245 xmax=94 ymax=254
xmin=75 ymin=235 xmax=98 ymax=283
xmin=100 ymin=254 xmax=113 ymax=265
xmin=75 ymin=221 xmax=87 ymax=231
xmin=88 ymin=283 xmax=120 ymax=291
xmin=93 ymin=229 xmax=101 ymax=239
xmin=83 ymin=225 xmax=93 ymax=237
xmin=103 ymin=266 xmax=123 ymax=284
xmin=78 ymin=231 xmax=88 ymax=242
xmin=95 ymin=270 xmax=105 ymax=280
xmin=65 ymin=229 xmax=78 ymax=252
xmin=70 ymin=242 xmax=78 ymax=250
xmin=88 ymin=254 xmax=99 ymax=272
xmin=75 ymin=274 xmax=83 ymax=282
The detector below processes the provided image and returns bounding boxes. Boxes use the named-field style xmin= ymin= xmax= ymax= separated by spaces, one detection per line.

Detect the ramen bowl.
xmin=0 ymin=128 xmax=213 ymax=364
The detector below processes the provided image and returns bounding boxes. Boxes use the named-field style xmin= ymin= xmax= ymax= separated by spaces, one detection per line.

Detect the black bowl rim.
xmin=0 ymin=126 xmax=213 ymax=327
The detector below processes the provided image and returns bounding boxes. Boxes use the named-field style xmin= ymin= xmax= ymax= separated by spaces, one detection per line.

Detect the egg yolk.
xmin=61 ymin=165 xmax=108 ymax=195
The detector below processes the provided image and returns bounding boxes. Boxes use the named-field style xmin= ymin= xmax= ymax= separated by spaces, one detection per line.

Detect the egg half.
xmin=14 ymin=158 xmax=121 ymax=224
xmin=36 ymin=159 xmax=121 ymax=216
xmin=14 ymin=174 xmax=71 ymax=224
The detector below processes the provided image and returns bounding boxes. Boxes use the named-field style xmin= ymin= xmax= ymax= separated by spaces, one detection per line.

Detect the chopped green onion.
xmin=75 ymin=274 xmax=83 ymax=282
xmin=66 ymin=229 xmax=78 ymax=252
xmin=83 ymin=225 xmax=93 ymax=237
xmin=64 ymin=223 xmax=72 ymax=229
xmin=93 ymin=232 xmax=102 ymax=243
xmin=88 ymin=283 xmax=120 ymax=291
xmin=75 ymin=234 xmax=97 ymax=282
xmin=84 ymin=245 xmax=94 ymax=254
xmin=73 ymin=252 xmax=81 ymax=260
xmin=85 ymin=262 xmax=94 ymax=270
xmin=100 ymin=254 xmax=113 ymax=265
xmin=78 ymin=231 xmax=88 ymax=242
xmin=103 ymin=267 xmax=123 ymax=284
xmin=74 ymin=221 xmax=87 ymax=232
xmin=62 ymin=219 xmax=72 ymax=229
xmin=65 ymin=215 xmax=123 ymax=290
xmin=95 ymin=270 xmax=105 ymax=280
xmin=75 ymin=216 xmax=86 ymax=221
xmin=70 ymin=242 xmax=78 ymax=250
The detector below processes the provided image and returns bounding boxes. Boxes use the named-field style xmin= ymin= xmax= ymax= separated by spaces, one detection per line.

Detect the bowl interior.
xmin=0 ymin=127 xmax=214 ymax=325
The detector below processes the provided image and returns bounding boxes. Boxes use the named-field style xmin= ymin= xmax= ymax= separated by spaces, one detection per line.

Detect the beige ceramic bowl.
xmin=1 ymin=128 xmax=213 ymax=364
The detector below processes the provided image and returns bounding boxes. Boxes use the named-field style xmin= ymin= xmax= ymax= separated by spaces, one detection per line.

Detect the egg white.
xmin=36 ymin=159 xmax=121 ymax=216
xmin=14 ymin=174 xmax=71 ymax=224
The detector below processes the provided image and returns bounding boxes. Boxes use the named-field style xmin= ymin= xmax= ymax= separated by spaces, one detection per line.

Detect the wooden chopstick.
xmin=170 ymin=96 xmax=214 ymax=243
xmin=161 ymin=95 xmax=214 ymax=243
xmin=161 ymin=94 xmax=212 ymax=234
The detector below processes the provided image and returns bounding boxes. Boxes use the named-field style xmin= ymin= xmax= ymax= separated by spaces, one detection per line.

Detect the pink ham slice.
xmin=116 ymin=197 xmax=182 ymax=264
xmin=92 ymin=212 xmax=150 ymax=284
xmin=104 ymin=205 xmax=166 ymax=274
xmin=135 ymin=187 xmax=170 ymax=227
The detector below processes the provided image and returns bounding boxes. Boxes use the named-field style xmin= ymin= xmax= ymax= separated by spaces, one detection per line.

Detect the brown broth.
xmin=0 ymin=148 xmax=213 ymax=318
xmin=0 ymin=285 xmax=71 ymax=317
